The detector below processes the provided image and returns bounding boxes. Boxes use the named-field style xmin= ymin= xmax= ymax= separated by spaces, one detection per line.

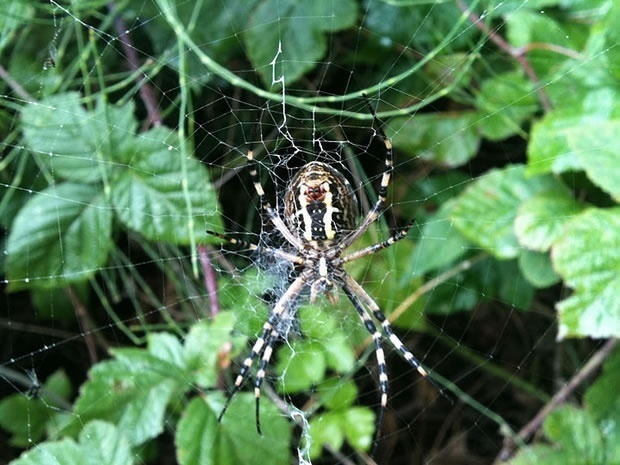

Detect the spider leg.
xmin=247 ymin=149 xmax=304 ymax=250
xmin=207 ymin=229 xmax=304 ymax=265
xmin=340 ymin=279 xmax=389 ymax=440
xmin=339 ymin=99 xmax=394 ymax=250
xmin=341 ymin=220 xmax=414 ymax=265
xmin=218 ymin=275 xmax=306 ymax=432
xmin=344 ymin=275 xmax=441 ymax=391
xmin=254 ymin=328 xmax=278 ymax=435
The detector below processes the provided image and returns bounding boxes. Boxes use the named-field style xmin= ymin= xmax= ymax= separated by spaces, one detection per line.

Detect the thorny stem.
xmin=108 ymin=2 xmax=162 ymax=128
xmin=495 ymin=337 xmax=618 ymax=462
xmin=198 ymin=245 xmax=221 ymax=317
xmin=456 ymin=0 xmax=554 ymax=112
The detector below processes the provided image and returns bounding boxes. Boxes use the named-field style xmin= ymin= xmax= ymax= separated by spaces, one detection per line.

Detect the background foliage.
xmin=1 ymin=0 xmax=618 ymax=464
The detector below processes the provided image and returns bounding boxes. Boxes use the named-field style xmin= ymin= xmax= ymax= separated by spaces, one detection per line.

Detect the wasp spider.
xmin=209 ymin=101 xmax=438 ymax=436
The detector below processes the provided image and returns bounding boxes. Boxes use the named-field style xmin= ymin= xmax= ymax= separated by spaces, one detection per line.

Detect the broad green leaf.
xmin=364 ymin=0 xmax=475 ymax=51
xmin=515 ymin=190 xmax=585 ymax=252
xmin=184 ymin=313 xmax=242 ymax=388
xmin=585 ymin=348 xmax=620 ymax=425
xmin=10 ymin=421 xmax=133 ymax=465
xmin=322 ymin=332 xmax=356 ymax=373
xmin=543 ymin=407 xmax=605 ymax=464
xmin=475 ymin=71 xmax=538 ymax=141
xmin=552 ymin=208 xmax=620 ymax=338
xmin=389 ymin=112 xmax=479 ymax=167
xmin=584 ymin=349 xmax=620 ymax=461
xmin=307 ymin=407 xmax=375 ymax=458
xmin=276 ymin=340 xmax=327 ymax=393
xmin=528 ymin=88 xmax=620 ymax=176
xmin=505 ymin=10 xmax=574 ymax=76
xmin=342 ymin=407 xmax=375 ymax=452
xmin=111 ymin=127 xmax=222 ymax=244
xmin=244 ymin=0 xmax=358 ymax=85
xmin=518 ymin=250 xmax=560 ymax=288
xmin=317 ymin=379 xmax=358 ymax=411
xmin=141 ymin=0 xmax=261 ymax=83
xmin=451 ymin=165 xmax=564 ymax=259
xmin=6 ymin=183 xmax=112 ymax=291
xmin=307 ymin=412 xmax=344 ymax=459
xmin=407 ymin=200 xmax=470 ymax=277
xmin=66 ymin=336 xmax=187 ymax=445
xmin=570 ymin=120 xmax=620 ymax=202
xmin=176 ymin=394 xmax=291 ymax=465
xmin=21 ymin=93 xmax=137 ymax=184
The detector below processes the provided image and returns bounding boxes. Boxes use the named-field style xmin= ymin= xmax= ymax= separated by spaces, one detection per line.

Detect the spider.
xmin=209 ymin=100 xmax=438 ymax=436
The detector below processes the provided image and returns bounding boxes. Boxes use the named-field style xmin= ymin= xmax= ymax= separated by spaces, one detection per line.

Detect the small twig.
xmin=65 ymin=286 xmax=99 ymax=365
xmin=495 ymin=337 xmax=618 ymax=462
xmin=456 ymin=0 xmax=553 ymax=112
xmin=108 ymin=2 xmax=162 ymax=128
xmin=198 ymin=245 xmax=221 ymax=317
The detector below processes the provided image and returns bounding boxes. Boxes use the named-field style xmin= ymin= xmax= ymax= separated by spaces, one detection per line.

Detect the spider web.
xmin=1 ymin=1 xmax=618 ymax=465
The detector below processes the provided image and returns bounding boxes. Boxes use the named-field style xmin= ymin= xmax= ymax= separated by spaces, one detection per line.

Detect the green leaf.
xmin=141 ymin=0 xmax=261 ymax=83
xmin=307 ymin=407 xmax=375 ymax=459
xmin=543 ymin=407 xmax=605 ymax=464
xmin=10 ymin=421 xmax=134 ymax=465
xmin=527 ymin=88 xmax=620 ymax=176
xmin=552 ymin=208 xmax=620 ymax=338
xmin=570 ymin=120 xmax=620 ymax=202
xmin=307 ymin=412 xmax=344 ymax=459
xmin=111 ymin=127 xmax=222 ymax=244
xmin=317 ymin=379 xmax=358 ymax=411
xmin=276 ymin=340 xmax=327 ymax=394
xmin=518 ymin=250 xmax=560 ymax=288
xmin=184 ymin=313 xmax=241 ymax=388
xmin=364 ymin=0 xmax=475 ymax=51
xmin=408 ymin=200 xmax=470 ymax=277
xmin=6 ymin=183 xmax=112 ymax=291
xmin=244 ymin=0 xmax=358 ymax=85
xmin=389 ymin=112 xmax=479 ymax=167
xmin=515 ymin=190 xmax=586 ymax=252
xmin=66 ymin=334 xmax=188 ymax=445
xmin=505 ymin=10 xmax=574 ymax=76
xmin=341 ymin=407 xmax=375 ymax=452
xmin=585 ymin=348 xmax=620 ymax=425
xmin=21 ymin=93 xmax=137 ymax=184
xmin=475 ymin=71 xmax=538 ymax=140
xmin=176 ymin=394 xmax=291 ymax=465
xmin=451 ymin=165 xmax=565 ymax=259
xmin=297 ymin=305 xmax=356 ymax=373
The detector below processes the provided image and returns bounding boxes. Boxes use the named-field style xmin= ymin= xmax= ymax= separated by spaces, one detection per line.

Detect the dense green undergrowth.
xmin=1 ymin=0 xmax=619 ymax=464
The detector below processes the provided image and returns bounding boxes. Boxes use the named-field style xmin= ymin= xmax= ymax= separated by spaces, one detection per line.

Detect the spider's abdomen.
xmin=284 ymin=162 xmax=358 ymax=244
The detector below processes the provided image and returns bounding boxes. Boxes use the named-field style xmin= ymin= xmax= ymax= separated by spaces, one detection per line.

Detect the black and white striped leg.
xmin=246 ymin=149 xmax=303 ymax=250
xmin=253 ymin=328 xmax=278 ymax=435
xmin=344 ymin=275 xmax=439 ymax=391
xmin=206 ymin=229 xmax=304 ymax=265
xmin=218 ymin=275 xmax=307 ymax=431
xmin=341 ymin=220 xmax=414 ymax=265
xmin=341 ymin=282 xmax=390 ymax=440
xmin=340 ymin=99 xmax=394 ymax=250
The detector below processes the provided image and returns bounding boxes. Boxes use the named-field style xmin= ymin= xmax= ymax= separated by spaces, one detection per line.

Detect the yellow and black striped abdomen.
xmin=284 ymin=162 xmax=358 ymax=246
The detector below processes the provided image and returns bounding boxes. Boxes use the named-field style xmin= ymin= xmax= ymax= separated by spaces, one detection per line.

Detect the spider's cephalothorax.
xmin=209 ymin=99 xmax=440 ymax=441
xmin=284 ymin=161 xmax=358 ymax=245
